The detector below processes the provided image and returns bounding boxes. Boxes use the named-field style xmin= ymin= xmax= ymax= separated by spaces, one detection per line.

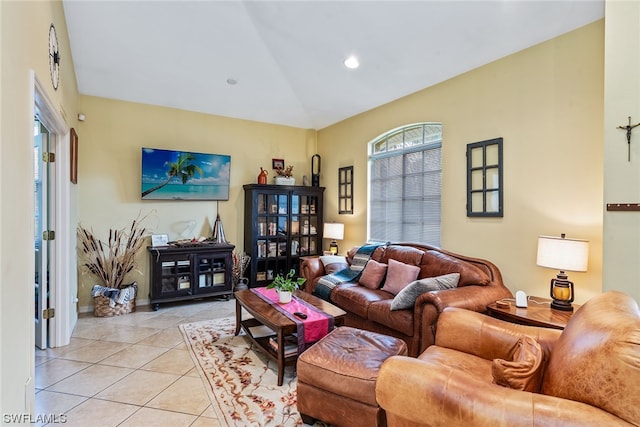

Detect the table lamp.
xmin=323 ymin=223 xmax=344 ymax=255
xmin=536 ymin=234 xmax=589 ymax=311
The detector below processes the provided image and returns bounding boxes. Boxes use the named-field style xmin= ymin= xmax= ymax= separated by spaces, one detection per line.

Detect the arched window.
xmin=368 ymin=123 xmax=442 ymax=246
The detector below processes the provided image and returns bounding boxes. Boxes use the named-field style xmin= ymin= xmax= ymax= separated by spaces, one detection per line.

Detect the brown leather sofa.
xmin=376 ymin=291 xmax=640 ymax=426
xmin=300 ymin=243 xmax=513 ymax=356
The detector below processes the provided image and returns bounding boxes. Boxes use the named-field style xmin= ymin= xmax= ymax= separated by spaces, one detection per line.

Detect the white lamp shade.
xmin=536 ymin=235 xmax=589 ymax=272
xmin=323 ymin=223 xmax=344 ymax=240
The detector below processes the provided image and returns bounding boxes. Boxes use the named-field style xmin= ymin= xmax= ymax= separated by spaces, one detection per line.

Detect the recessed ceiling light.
xmin=344 ymin=56 xmax=359 ymax=69
xmin=226 ymin=78 xmax=238 ymax=85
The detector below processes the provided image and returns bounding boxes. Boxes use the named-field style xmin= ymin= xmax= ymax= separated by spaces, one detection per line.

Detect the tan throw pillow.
xmin=319 ymin=255 xmax=348 ymax=274
xmin=390 ymin=273 xmax=460 ymax=311
xmin=381 ymin=259 xmax=421 ymax=295
xmin=492 ymin=336 xmax=544 ymax=393
xmin=359 ymin=260 xmax=387 ymax=289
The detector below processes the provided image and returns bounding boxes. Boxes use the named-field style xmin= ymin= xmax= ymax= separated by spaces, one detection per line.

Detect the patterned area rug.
xmin=179 ymin=316 xmax=305 ymax=426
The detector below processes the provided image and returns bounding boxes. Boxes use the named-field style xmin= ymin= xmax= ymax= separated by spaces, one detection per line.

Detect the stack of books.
xmin=268 ymin=336 xmax=298 ymax=357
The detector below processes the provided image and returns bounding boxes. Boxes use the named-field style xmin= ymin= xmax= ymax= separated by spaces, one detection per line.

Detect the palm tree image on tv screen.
xmin=141 ymin=147 xmax=231 ymax=200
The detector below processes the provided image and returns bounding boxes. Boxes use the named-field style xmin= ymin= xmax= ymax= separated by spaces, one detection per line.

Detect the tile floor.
xmin=35 ymin=297 xmax=238 ymax=427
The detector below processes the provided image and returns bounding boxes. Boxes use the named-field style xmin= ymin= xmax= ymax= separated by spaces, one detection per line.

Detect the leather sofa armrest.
xmin=376 ymin=356 xmax=628 ymax=427
xmin=415 ymin=283 xmax=513 ymax=314
xmin=412 ymin=284 xmax=515 ymax=353
xmin=434 ymin=307 xmax=562 ymax=361
xmin=299 ymin=256 xmax=325 ymax=293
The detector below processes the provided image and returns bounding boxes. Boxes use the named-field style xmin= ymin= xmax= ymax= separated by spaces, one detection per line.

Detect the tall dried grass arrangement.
xmin=78 ymin=213 xmax=151 ymax=289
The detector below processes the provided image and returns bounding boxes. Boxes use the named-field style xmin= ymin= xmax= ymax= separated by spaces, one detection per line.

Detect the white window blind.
xmin=368 ymin=123 xmax=442 ymax=246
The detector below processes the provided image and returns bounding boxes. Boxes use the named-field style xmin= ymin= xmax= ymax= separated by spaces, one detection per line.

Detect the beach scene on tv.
xmin=141 ymin=147 xmax=231 ymax=200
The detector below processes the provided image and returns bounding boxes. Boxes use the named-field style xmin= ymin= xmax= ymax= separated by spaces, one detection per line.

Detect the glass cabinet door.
xmin=159 ymin=256 xmax=192 ymax=297
xmin=194 ymin=254 xmax=227 ymax=295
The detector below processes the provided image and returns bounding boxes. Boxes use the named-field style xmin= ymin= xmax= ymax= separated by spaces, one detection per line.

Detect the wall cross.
xmin=617 ymin=116 xmax=640 ymax=161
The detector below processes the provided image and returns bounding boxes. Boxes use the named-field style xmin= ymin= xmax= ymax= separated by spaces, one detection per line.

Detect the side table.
xmin=486 ymin=296 xmax=579 ymax=330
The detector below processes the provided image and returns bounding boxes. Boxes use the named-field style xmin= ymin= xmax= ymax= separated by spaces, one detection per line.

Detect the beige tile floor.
xmin=35 ymin=297 xmax=237 ymax=427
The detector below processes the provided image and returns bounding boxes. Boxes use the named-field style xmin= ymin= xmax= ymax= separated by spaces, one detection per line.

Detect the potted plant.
xmin=274 ymin=165 xmax=295 ymax=185
xmin=267 ymin=269 xmax=306 ymax=303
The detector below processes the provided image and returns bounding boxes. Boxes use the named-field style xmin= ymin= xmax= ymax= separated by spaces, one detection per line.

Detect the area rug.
xmin=179 ymin=316 xmax=305 ymax=426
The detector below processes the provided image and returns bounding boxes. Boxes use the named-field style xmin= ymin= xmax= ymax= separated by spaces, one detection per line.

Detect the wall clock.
xmin=48 ymin=23 xmax=60 ymax=90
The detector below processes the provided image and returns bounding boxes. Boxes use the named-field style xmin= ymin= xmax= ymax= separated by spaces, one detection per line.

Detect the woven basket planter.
xmin=92 ymin=283 xmax=138 ymax=317
xmin=94 ymin=296 xmax=136 ymax=317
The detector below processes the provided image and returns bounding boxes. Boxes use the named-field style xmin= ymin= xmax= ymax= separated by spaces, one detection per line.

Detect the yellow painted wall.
xmin=1 ymin=0 xmax=80 ymax=415
xmin=318 ymin=21 xmax=605 ymax=303
xmin=76 ymin=96 xmax=317 ymax=310
xmin=603 ymin=2 xmax=640 ymax=303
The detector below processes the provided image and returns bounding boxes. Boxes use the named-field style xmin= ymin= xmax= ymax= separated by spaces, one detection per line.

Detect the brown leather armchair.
xmin=376 ymin=291 xmax=640 ymax=426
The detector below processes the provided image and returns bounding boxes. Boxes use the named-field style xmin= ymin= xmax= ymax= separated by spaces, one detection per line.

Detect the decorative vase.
xmin=278 ymin=290 xmax=292 ymax=304
xmin=258 ymin=167 xmax=268 ymax=184
xmin=275 ymin=176 xmax=295 ymax=186
xmin=234 ymin=277 xmax=249 ymax=292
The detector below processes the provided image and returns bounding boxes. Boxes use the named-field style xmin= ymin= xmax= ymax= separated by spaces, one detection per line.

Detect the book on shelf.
xmin=268 ymin=336 xmax=298 ymax=357
xmin=248 ymin=324 xmax=276 ymax=338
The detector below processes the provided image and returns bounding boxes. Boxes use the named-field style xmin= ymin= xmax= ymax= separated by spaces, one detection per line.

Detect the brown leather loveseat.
xmin=376 ymin=291 xmax=640 ymax=426
xmin=300 ymin=243 xmax=513 ymax=356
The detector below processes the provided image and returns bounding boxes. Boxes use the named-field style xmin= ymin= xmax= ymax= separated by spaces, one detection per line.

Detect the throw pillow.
xmin=390 ymin=273 xmax=460 ymax=311
xmin=319 ymin=255 xmax=348 ymax=275
xmin=381 ymin=259 xmax=421 ymax=295
xmin=359 ymin=260 xmax=388 ymax=289
xmin=492 ymin=336 xmax=544 ymax=393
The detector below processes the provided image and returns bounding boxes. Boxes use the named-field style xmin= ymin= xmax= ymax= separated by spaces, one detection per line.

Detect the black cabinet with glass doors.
xmin=147 ymin=243 xmax=234 ymax=310
xmin=243 ymin=184 xmax=324 ymax=288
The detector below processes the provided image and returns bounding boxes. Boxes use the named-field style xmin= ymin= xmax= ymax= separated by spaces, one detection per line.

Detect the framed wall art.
xmin=272 ymin=158 xmax=284 ymax=170
xmin=338 ymin=166 xmax=353 ymax=214
xmin=466 ymin=137 xmax=503 ymax=217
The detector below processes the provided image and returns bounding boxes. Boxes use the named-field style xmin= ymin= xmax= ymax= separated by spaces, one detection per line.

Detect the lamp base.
xmin=550 ymin=300 xmax=574 ymax=311
xmin=329 ymin=240 xmax=338 ymax=255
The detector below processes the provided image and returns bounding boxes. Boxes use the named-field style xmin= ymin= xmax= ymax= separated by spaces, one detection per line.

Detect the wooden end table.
xmin=486 ymin=296 xmax=579 ymax=330
xmin=234 ymin=289 xmax=346 ymax=386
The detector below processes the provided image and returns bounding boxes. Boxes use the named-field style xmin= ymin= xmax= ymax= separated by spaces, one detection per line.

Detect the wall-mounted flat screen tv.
xmin=141 ymin=147 xmax=231 ymax=200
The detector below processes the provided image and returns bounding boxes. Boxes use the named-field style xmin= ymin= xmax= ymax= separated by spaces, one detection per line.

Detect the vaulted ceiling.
xmin=63 ymin=1 xmax=604 ymax=129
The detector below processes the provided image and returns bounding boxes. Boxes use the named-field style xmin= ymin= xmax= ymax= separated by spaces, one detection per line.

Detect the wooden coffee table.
xmin=234 ymin=289 xmax=346 ymax=386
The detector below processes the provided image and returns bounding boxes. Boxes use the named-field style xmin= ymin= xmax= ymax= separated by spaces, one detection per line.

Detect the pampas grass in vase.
xmin=78 ymin=211 xmax=152 ymax=316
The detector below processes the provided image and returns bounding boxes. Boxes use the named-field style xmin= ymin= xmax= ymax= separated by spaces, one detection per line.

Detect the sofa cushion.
xmin=390 ymin=273 xmax=460 ymax=311
xmin=421 ymin=250 xmax=490 ymax=286
xmin=418 ymin=345 xmax=494 ymax=384
xmin=320 ymin=255 xmax=348 ymax=274
xmin=542 ymin=291 xmax=640 ymax=424
xmin=368 ymin=299 xmax=414 ymax=336
xmin=359 ymin=259 xmax=388 ymax=289
xmin=379 ymin=245 xmax=424 ymax=266
xmin=332 ymin=285 xmax=390 ymax=319
xmin=492 ymin=336 xmax=544 ymax=393
xmin=381 ymin=259 xmax=421 ymax=295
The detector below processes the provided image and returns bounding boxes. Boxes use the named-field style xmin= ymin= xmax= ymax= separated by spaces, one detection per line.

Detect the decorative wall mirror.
xmin=467 ymin=137 xmax=503 ymax=217
xmin=338 ymin=166 xmax=354 ymax=214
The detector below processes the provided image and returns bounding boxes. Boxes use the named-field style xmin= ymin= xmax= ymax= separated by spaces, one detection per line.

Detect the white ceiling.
xmin=62 ymin=1 xmax=604 ymax=130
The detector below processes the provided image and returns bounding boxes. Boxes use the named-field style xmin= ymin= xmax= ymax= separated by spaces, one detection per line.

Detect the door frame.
xmin=32 ymin=72 xmax=75 ymax=348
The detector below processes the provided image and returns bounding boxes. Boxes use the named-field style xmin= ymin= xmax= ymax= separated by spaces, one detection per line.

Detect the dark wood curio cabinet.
xmin=147 ymin=243 xmax=234 ymax=310
xmin=243 ymin=184 xmax=324 ymax=288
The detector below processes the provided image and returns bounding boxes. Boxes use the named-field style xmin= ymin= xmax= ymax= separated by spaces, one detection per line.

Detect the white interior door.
xmin=34 ymin=118 xmax=54 ymax=350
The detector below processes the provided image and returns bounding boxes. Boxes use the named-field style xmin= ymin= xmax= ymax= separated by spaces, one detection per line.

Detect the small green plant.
xmin=266 ymin=269 xmax=306 ymax=293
